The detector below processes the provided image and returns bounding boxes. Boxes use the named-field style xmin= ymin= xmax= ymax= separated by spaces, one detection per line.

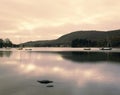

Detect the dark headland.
xmin=0 ymin=29 xmax=120 ymax=48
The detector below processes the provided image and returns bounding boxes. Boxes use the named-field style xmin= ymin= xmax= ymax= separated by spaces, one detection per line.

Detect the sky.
xmin=0 ymin=0 xmax=120 ymax=44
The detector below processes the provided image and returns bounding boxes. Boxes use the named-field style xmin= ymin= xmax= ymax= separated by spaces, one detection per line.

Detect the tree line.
xmin=0 ymin=38 xmax=13 ymax=48
xmin=71 ymin=38 xmax=120 ymax=47
xmin=71 ymin=39 xmax=97 ymax=47
xmin=0 ymin=38 xmax=119 ymax=48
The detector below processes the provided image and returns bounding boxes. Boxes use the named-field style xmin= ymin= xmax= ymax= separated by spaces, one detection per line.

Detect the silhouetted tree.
xmin=0 ymin=39 xmax=4 ymax=48
xmin=3 ymin=38 xmax=13 ymax=47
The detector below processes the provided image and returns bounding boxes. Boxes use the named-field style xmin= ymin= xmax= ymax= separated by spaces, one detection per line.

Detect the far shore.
xmin=0 ymin=47 xmax=120 ymax=53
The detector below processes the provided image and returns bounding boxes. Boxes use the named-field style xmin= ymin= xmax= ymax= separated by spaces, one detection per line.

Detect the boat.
xmin=84 ymin=40 xmax=91 ymax=50
xmin=46 ymin=85 xmax=54 ymax=87
xmin=18 ymin=47 xmax=23 ymax=50
xmin=25 ymin=48 xmax=32 ymax=51
xmin=100 ymin=47 xmax=112 ymax=50
xmin=100 ymin=34 xmax=112 ymax=50
xmin=84 ymin=48 xmax=91 ymax=50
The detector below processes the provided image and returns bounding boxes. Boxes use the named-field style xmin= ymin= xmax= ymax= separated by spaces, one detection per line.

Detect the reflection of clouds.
xmin=56 ymin=56 xmax=64 ymax=61
xmin=16 ymin=61 xmax=120 ymax=87
xmin=21 ymin=64 xmax=36 ymax=72
xmin=5 ymin=61 xmax=18 ymax=65
xmin=1 ymin=51 xmax=120 ymax=94
xmin=84 ymin=70 xmax=94 ymax=78
xmin=53 ymin=66 xmax=63 ymax=72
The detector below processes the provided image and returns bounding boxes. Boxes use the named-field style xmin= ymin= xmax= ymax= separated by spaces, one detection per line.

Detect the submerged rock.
xmin=46 ymin=85 xmax=54 ymax=87
xmin=37 ymin=80 xmax=53 ymax=84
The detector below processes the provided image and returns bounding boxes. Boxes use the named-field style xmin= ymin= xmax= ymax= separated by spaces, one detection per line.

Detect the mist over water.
xmin=0 ymin=48 xmax=120 ymax=95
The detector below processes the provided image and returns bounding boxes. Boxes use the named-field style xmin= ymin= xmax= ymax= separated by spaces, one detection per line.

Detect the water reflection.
xmin=31 ymin=51 xmax=120 ymax=63
xmin=0 ymin=50 xmax=120 ymax=63
xmin=59 ymin=52 xmax=120 ymax=63
xmin=0 ymin=51 xmax=12 ymax=57
xmin=0 ymin=50 xmax=120 ymax=95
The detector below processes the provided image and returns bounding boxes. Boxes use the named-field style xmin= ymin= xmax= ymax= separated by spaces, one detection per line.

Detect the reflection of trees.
xmin=26 ymin=51 xmax=120 ymax=63
xmin=0 ymin=51 xmax=12 ymax=57
xmin=59 ymin=52 xmax=120 ymax=63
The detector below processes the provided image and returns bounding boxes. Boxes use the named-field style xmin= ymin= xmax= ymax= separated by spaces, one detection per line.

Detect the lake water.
xmin=0 ymin=48 xmax=120 ymax=95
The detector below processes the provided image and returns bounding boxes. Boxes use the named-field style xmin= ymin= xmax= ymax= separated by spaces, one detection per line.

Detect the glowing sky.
xmin=0 ymin=0 xmax=120 ymax=44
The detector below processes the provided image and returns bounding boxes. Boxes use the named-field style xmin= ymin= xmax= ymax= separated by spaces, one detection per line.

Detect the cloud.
xmin=0 ymin=0 xmax=120 ymax=43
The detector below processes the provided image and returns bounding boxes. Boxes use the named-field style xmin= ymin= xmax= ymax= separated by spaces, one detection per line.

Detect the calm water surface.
xmin=0 ymin=48 xmax=120 ymax=95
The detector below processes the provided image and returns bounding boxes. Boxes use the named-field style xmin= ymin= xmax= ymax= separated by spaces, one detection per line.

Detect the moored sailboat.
xmin=100 ymin=47 xmax=112 ymax=50
xmin=100 ymin=33 xmax=112 ymax=50
xmin=84 ymin=40 xmax=91 ymax=50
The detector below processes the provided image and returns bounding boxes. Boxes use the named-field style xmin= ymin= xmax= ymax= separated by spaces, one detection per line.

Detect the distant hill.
xmin=20 ymin=29 xmax=120 ymax=47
